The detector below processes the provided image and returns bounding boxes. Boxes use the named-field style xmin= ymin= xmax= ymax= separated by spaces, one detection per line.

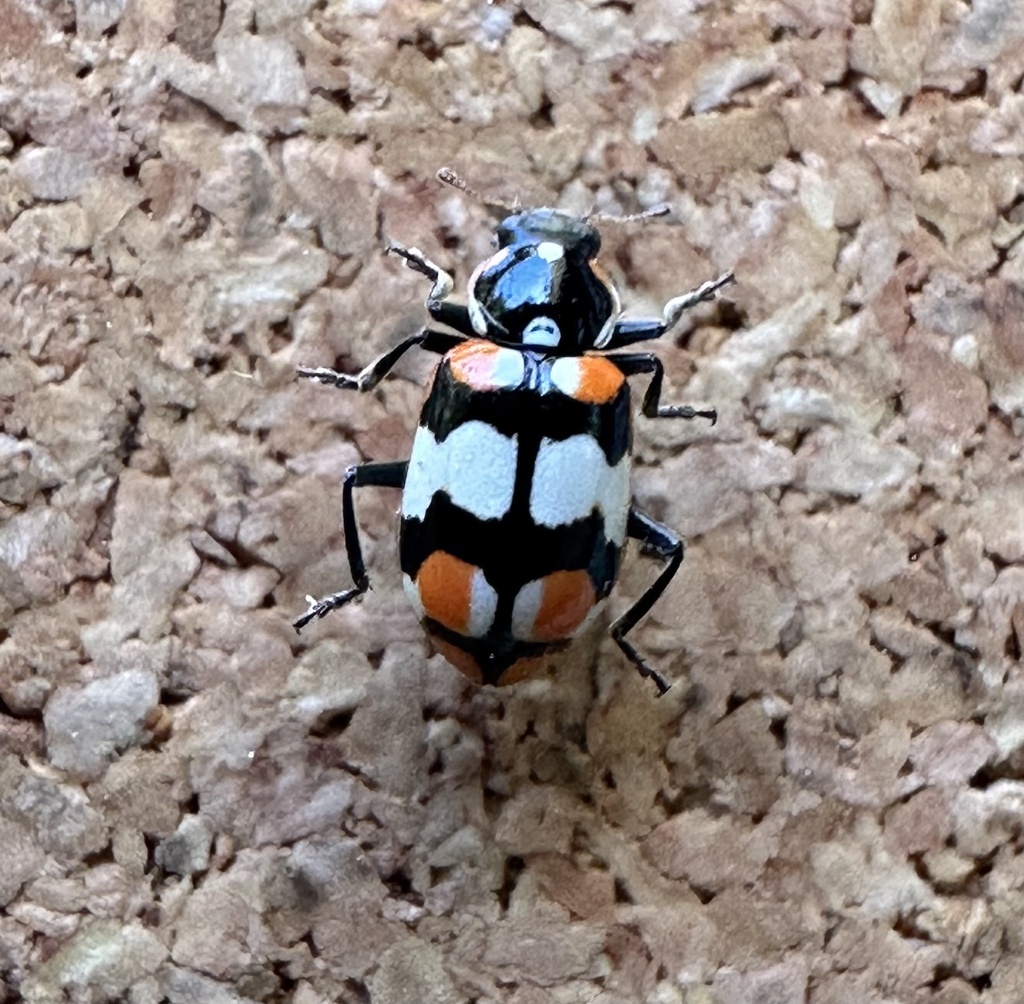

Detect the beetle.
xmin=294 ymin=170 xmax=733 ymax=693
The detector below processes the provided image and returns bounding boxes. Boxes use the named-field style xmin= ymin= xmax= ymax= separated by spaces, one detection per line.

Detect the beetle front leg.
xmin=608 ymin=353 xmax=717 ymax=424
xmin=610 ymin=507 xmax=684 ymax=695
xmin=386 ymin=241 xmax=477 ymax=336
xmin=602 ymin=271 xmax=735 ymax=349
xmin=386 ymin=242 xmax=454 ymax=299
xmin=293 ymin=461 xmax=407 ymax=631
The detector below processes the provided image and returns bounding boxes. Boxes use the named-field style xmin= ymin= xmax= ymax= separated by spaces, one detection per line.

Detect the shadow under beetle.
xmin=294 ymin=170 xmax=734 ymax=694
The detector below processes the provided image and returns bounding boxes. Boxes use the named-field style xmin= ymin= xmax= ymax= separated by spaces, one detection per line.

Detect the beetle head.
xmin=467 ymin=209 xmax=620 ymax=353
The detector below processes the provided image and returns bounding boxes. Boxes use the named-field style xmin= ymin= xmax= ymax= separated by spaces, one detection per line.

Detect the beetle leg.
xmin=607 ymin=352 xmax=717 ymax=424
xmin=293 ymin=461 xmax=407 ymax=631
xmin=610 ymin=507 xmax=684 ymax=695
xmin=386 ymin=242 xmax=454 ymax=299
xmin=386 ymin=241 xmax=478 ymax=337
xmin=297 ymin=329 xmax=464 ymax=392
xmin=601 ymin=271 xmax=734 ymax=348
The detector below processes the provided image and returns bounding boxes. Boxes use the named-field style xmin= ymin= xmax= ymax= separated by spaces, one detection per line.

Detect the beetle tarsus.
xmin=662 ymin=271 xmax=735 ymax=330
xmin=658 ymin=404 xmax=718 ymax=424
xmin=293 ymin=461 xmax=407 ymax=635
xmin=386 ymin=242 xmax=454 ymax=300
xmin=297 ymin=365 xmax=359 ymax=389
xmin=609 ymin=507 xmax=684 ymax=694
xmin=297 ymin=330 xmax=465 ymax=396
xmin=293 ymin=587 xmax=367 ymax=632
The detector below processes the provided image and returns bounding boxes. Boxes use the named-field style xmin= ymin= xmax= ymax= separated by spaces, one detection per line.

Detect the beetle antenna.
xmin=437 ymin=167 xmax=521 ymax=213
xmin=437 ymin=168 xmax=672 ymax=225
xmin=588 ymin=204 xmax=673 ymax=225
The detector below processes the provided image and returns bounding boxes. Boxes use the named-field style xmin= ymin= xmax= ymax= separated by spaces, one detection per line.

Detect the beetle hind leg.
xmin=293 ymin=461 xmax=407 ymax=632
xmin=610 ymin=506 xmax=684 ymax=695
xmin=608 ymin=353 xmax=717 ymax=425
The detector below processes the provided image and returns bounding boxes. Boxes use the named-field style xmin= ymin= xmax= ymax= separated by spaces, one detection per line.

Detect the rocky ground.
xmin=2 ymin=0 xmax=1024 ymax=1002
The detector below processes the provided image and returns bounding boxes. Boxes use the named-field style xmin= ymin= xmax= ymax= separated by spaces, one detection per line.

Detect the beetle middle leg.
xmin=297 ymin=328 xmax=464 ymax=393
xmin=293 ymin=461 xmax=407 ymax=632
xmin=609 ymin=353 xmax=717 ymax=424
xmin=610 ymin=507 xmax=684 ymax=695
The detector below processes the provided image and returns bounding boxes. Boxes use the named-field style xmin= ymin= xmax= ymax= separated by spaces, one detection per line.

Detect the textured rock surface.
xmin=1 ymin=0 xmax=1022 ymax=1001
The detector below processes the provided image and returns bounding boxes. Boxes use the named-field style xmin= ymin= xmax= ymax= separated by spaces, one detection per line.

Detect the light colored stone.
xmin=75 ymin=0 xmax=126 ymax=36
xmin=6 ymin=203 xmax=94 ymax=254
xmin=155 ymin=814 xmax=212 ymax=876
xmin=651 ymin=108 xmax=790 ymax=181
xmin=13 ymin=147 xmax=96 ymax=200
xmin=797 ymin=427 xmax=919 ymax=501
xmin=44 ymin=669 xmax=160 ymax=778
xmin=367 ymin=941 xmax=466 ymax=1004
xmin=0 ymin=818 xmax=46 ymax=908
xmin=692 ymin=56 xmax=777 ymax=115
xmin=21 ymin=919 xmax=167 ymax=1002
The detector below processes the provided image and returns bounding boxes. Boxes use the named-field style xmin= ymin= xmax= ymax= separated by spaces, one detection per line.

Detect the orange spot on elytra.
xmin=449 ymin=340 xmax=505 ymax=389
xmin=429 ymin=635 xmax=483 ymax=684
xmin=574 ymin=356 xmax=625 ymax=404
xmin=532 ymin=570 xmax=596 ymax=641
xmin=417 ymin=551 xmax=475 ymax=634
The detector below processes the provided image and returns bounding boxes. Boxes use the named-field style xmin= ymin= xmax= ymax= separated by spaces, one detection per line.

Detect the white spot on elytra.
xmin=511 ymin=578 xmax=543 ymax=639
xmin=468 ymin=568 xmax=499 ymax=636
xmin=490 ymin=347 xmax=526 ymax=387
xmin=403 ymin=421 xmax=518 ymax=522
xmin=549 ymin=357 xmax=582 ymax=397
xmin=573 ymin=599 xmax=606 ymax=638
xmin=529 ymin=435 xmax=630 ymax=543
xmin=511 ymin=573 xmax=606 ymax=642
xmin=453 ymin=344 xmax=525 ymax=390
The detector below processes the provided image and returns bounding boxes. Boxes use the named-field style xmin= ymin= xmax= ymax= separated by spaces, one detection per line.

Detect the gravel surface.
xmin=2 ymin=1 xmax=1023 ymax=1002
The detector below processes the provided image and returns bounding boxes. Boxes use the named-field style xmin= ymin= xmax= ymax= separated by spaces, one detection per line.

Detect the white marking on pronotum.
xmin=535 ymin=241 xmax=564 ymax=262
xmin=522 ymin=316 xmax=561 ymax=347
xmin=402 ymin=421 xmax=518 ymax=522
xmin=534 ymin=242 xmax=567 ymax=302
xmin=529 ymin=435 xmax=630 ymax=543
xmin=467 ymin=246 xmax=511 ymax=335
